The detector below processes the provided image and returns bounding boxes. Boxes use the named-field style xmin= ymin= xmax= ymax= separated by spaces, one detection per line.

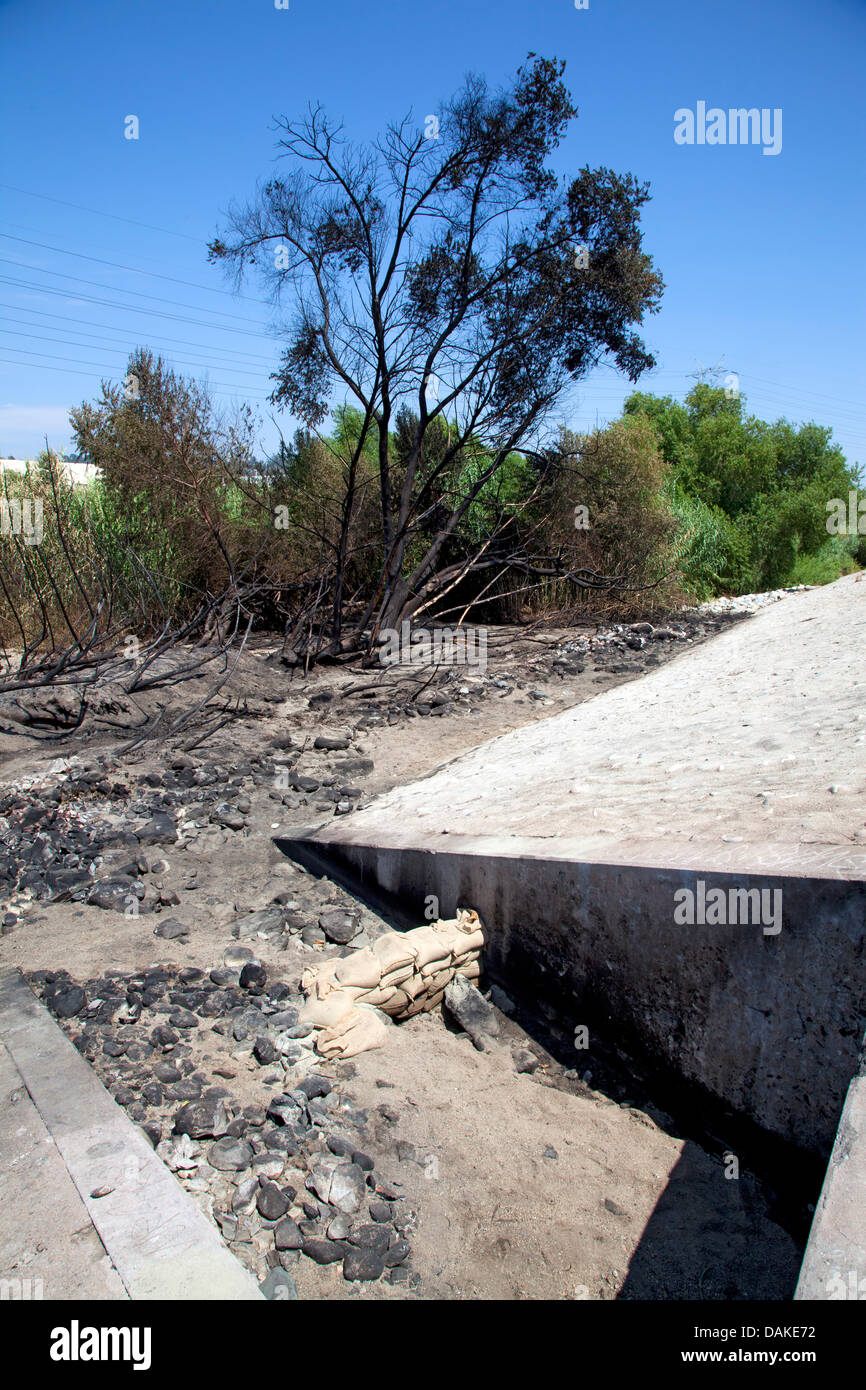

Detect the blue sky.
xmin=0 ymin=0 xmax=863 ymax=474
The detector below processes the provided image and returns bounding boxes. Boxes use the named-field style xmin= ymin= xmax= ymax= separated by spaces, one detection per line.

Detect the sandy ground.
xmin=0 ymin=600 xmax=812 ymax=1300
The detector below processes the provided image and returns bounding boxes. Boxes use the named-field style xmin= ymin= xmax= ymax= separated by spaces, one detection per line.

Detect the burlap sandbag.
xmin=377 ymin=961 xmax=415 ymax=989
xmin=383 ymin=987 xmax=411 ymax=1015
xmin=362 ymin=983 xmax=398 ymax=1010
xmin=335 ymin=950 xmax=382 ymax=990
xmin=422 ymin=967 xmax=453 ymax=995
xmin=372 ymin=934 xmax=418 ymax=971
xmin=316 ymin=1004 xmax=391 ymax=1059
xmin=299 ymin=986 xmax=362 ymax=1029
xmin=405 ymin=926 xmax=453 ymax=969
xmin=403 ymin=987 xmax=446 ymax=1018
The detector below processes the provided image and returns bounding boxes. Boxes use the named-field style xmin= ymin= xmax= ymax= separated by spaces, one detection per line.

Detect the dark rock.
xmin=168 ymin=1008 xmax=198 ymax=1030
xmin=349 ymin=1223 xmax=391 ymax=1253
xmin=368 ymin=1199 xmax=392 ymax=1223
xmin=135 ymin=813 xmax=178 ymax=846
xmin=384 ymin=1238 xmax=411 ymax=1268
xmin=154 ymin=918 xmax=189 ymax=940
xmin=212 ymin=803 xmax=246 ymax=831
xmin=318 ymin=909 xmax=361 ymax=945
xmin=240 ymin=962 xmax=267 ymax=989
xmin=87 ymin=877 xmax=141 ymax=911
xmin=298 ymin=1074 xmax=332 ymax=1100
xmin=253 ymin=1035 xmax=277 ymax=1066
xmin=173 ymin=1099 xmax=228 ymax=1140
xmin=207 ymin=1137 xmax=253 ymax=1171
xmin=303 ymin=1238 xmax=344 ymax=1265
xmin=343 ymin=1247 xmax=384 ymax=1282
xmin=314 ymin=735 xmax=350 ymax=751
xmin=48 ymin=985 xmax=86 ymax=1019
xmin=274 ymin=1218 xmax=304 ymax=1251
xmin=443 ymin=976 xmax=499 ymax=1051
xmin=257 ymin=1182 xmax=290 ymax=1221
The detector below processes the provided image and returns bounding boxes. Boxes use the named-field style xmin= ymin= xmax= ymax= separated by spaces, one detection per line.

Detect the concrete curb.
xmin=0 ymin=970 xmax=263 ymax=1301
xmin=795 ymin=1069 xmax=866 ymax=1301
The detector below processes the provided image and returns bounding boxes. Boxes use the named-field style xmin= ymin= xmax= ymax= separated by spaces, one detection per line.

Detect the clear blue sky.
xmin=1 ymin=0 xmax=863 ymax=474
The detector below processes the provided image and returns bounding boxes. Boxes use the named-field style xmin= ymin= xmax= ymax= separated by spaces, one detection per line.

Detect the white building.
xmin=0 ymin=456 xmax=100 ymax=487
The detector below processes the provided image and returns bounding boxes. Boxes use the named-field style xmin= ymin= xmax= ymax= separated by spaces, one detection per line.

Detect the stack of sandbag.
xmin=299 ymin=909 xmax=485 ymax=1058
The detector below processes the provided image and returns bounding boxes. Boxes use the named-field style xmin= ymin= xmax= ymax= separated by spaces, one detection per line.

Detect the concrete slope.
xmin=322 ymin=573 xmax=866 ymax=872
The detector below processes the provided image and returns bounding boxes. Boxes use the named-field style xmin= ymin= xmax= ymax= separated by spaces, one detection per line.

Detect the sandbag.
xmin=298 ymin=986 xmax=362 ymax=1029
xmin=372 ymin=934 xmax=418 ymax=971
xmin=316 ymin=1005 xmax=391 ymax=1059
xmin=335 ymin=949 xmax=382 ymax=990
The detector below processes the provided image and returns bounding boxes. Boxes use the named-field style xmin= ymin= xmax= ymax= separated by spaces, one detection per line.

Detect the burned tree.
xmin=210 ymin=55 xmax=664 ymax=658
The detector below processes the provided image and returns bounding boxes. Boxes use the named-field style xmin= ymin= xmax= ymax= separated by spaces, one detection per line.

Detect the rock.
xmin=154 ymin=918 xmax=189 ymax=940
xmin=232 ymin=1177 xmax=258 ymax=1213
xmin=87 ymin=877 xmax=141 ymax=911
xmin=232 ymin=909 xmax=285 ymax=940
xmin=257 ymin=1182 xmax=290 ymax=1222
xmin=298 ymin=1074 xmax=332 ymax=1100
xmin=328 ymin=1164 xmax=367 ymax=1215
xmin=223 ymin=944 xmax=256 ymax=971
xmin=173 ymin=1100 xmax=229 ymax=1140
xmin=274 ymin=1218 xmax=304 ymax=1251
xmin=267 ymin=1094 xmax=302 ymax=1127
xmin=209 ymin=967 xmax=237 ymax=987
xmin=343 ymin=1247 xmax=384 ymax=1282
xmin=302 ymin=1238 xmax=345 ymax=1265
xmin=168 ymin=1008 xmax=198 ymax=1030
xmin=327 ymin=1214 xmax=351 ymax=1241
xmin=352 ymin=1150 xmax=375 ymax=1173
xmin=489 ymin=985 xmax=516 ymax=1015
xmin=368 ymin=1199 xmax=392 ymax=1223
xmin=349 ymin=1223 xmax=391 ymax=1253
xmin=314 ymin=735 xmax=350 ymax=751
xmin=253 ymin=1036 xmax=277 ymax=1066
xmin=384 ymin=1238 xmax=411 ymax=1268
xmin=149 ymin=1024 xmax=179 ymax=1048
xmin=135 ymin=813 xmax=178 ymax=846
xmin=207 ymin=1137 xmax=253 ymax=1172
xmin=289 ymin=773 xmax=320 ymax=793
xmin=259 ymin=1267 xmax=298 ymax=1300
xmin=318 ymin=909 xmax=361 ymax=944
xmin=47 ymin=984 xmax=86 ymax=1019
xmin=512 ymin=1046 xmax=540 ymax=1074
xmin=212 ymin=803 xmax=246 ymax=831
xmin=443 ymin=976 xmax=499 ymax=1051
xmin=240 ymin=962 xmax=267 ymax=989
xmin=543 ymin=1145 xmax=558 ymax=1160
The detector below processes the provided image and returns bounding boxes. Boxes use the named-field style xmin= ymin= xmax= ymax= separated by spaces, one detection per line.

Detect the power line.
xmin=0 ymin=274 xmax=278 ymax=341
xmin=0 ymin=304 xmax=277 ymax=365
xmin=0 ymin=182 xmax=205 ymax=244
xmin=0 ymin=230 xmax=273 ymax=310
xmin=0 ymin=328 xmax=274 ymax=381
xmin=0 ymin=257 xmax=270 ymax=327
xmin=0 ymin=351 xmax=275 ymax=400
